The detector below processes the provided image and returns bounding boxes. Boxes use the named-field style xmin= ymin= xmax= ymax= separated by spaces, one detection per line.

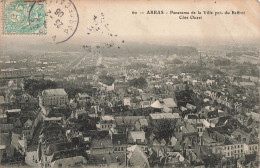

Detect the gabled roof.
xmin=129 ymin=131 xmax=145 ymax=141
xmin=153 ymin=139 xmax=161 ymax=146
xmin=163 ymin=98 xmax=177 ymax=108
xmin=127 ymin=145 xmax=150 ymax=168
xmin=231 ymin=129 xmax=250 ymax=138
xmin=181 ymin=124 xmax=197 ymax=134
xmin=150 ymin=100 xmax=164 ymax=109
xmin=138 ymin=118 xmax=148 ymax=127
xmin=243 ymin=154 xmax=257 ymax=166
xmin=160 ymin=139 xmax=166 ymax=146
xmin=186 ymin=103 xmax=196 ymax=110
xmin=163 ymin=106 xmax=172 ymax=113
xmin=24 ymin=119 xmax=33 ymax=127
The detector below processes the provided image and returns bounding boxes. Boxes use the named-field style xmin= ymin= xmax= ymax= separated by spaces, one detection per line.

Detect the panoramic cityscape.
xmin=0 ymin=42 xmax=259 ymax=167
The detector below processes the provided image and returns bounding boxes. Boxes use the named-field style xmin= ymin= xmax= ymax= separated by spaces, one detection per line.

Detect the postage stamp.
xmin=3 ymin=0 xmax=46 ymax=34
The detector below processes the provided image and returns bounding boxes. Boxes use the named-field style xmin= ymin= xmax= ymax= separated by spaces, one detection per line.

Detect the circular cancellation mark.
xmin=46 ymin=0 xmax=79 ymax=44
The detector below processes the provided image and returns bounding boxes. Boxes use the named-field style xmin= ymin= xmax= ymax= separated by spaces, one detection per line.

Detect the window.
xmin=136 ymin=139 xmax=141 ymax=143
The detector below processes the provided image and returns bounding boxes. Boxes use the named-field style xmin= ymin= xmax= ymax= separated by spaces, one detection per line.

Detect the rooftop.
xmin=42 ymin=88 xmax=67 ymax=97
xmin=6 ymin=109 xmax=21 ymax=113
xmin=101 ymin=115 xmax=115 ymax=121
xmin=0 ymin=96 xmax=5 ymax=104
xmin=129 ymin=131 xmax=145 ymax=141
xmin=163 ymin=98 xmax=177 ymax=108
xmin=150 ymin=113 xmax=180 ymax=120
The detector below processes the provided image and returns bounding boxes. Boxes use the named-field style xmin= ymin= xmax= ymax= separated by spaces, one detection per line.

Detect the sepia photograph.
xmin=0 ymin=0 xmax=259 ymax=167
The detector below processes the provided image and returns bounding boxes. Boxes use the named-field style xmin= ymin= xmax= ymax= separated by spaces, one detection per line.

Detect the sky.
xmin=0 ymin=0 xmax=259 ymax=54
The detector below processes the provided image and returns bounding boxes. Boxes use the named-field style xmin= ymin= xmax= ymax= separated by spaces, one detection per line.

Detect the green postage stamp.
xmin=3 ymin=0 xmax=46 ymax=34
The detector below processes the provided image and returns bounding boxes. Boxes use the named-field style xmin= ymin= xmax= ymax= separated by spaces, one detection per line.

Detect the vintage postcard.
xmin=0 ymin=0 xmax=259 ymax=167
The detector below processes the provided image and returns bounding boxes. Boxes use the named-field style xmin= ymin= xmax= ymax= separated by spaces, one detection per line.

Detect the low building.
xmin=149 ymin=113 xmax=180 ymax=124
xmin=127 ymin=145 xmax=150 ymax=168
xmin=96 ymin=116 xmax=116 ymax=131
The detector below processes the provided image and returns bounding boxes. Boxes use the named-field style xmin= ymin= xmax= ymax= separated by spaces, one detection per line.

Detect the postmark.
xmin=3 ymin=0 xmax=46 ymax=34
xmin=46 ymin=0 xmax=79 ymax=44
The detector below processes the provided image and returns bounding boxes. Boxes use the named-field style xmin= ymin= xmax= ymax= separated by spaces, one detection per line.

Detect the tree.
xmin=24 ymin=79 xmax=57 ymax=97
xmin=202 ymin=154 xmax=222 ymax=168
xmin=152 ymin=119 xmax=177 ymax=142
xmin=128 ymin=77 xmax=148 ymax=89
xmin=143 ymin=125 xmax=153 ymax=140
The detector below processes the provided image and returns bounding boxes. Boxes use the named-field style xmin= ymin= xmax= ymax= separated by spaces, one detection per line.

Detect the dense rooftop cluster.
xmin=0 ymin=47 xmax=259 ymax=168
